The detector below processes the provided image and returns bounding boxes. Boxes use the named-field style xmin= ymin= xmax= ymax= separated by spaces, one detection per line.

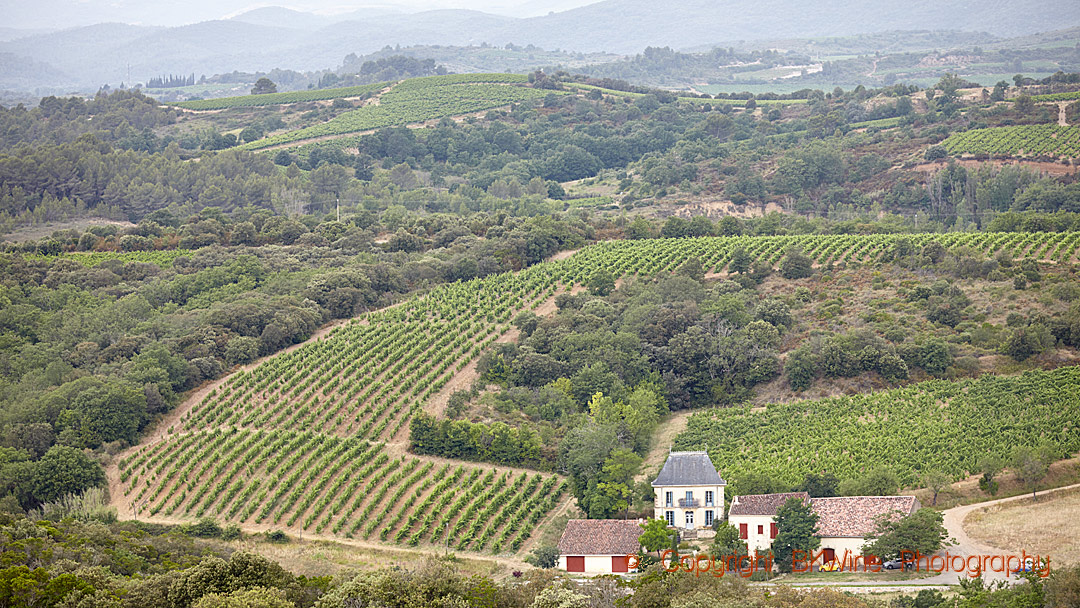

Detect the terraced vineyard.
xmin=244 ymin=74 xmax=556 ymax=150
xmin=119 ymin=231 xmax=1075 ymax=551
xmin=117 ymin=265 xmax=571 ymax=553
xmin=171 ymin=82 xmax=390 ymax=111
xmin=940 ymin=124 xmax=1080 ymax=158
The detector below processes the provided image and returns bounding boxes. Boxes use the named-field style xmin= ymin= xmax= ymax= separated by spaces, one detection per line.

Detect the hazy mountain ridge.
xmin=1 ymin=0 xmax=1078 ymax=93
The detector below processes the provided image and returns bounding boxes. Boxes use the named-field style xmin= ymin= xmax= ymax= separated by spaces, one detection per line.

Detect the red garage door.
xmin=612 ymin=555 xmax=628 ymax=573
xmin=567 ymin=556 xmax=585 ymax=572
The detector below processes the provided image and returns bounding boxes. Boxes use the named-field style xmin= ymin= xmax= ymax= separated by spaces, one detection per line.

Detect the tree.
xmin=251 ymin=78 xmax=277 ymax=95
xmin=799 ymin=472 xmax=839 ymax=498
xmin=238 ymin=126 xmax=263 ymax=143
xmin=627 ymin=217 xmax=652 ymax=240
xmin=920 ymin=470 xmax=950 ymax=506
xmin=771 ymin=497 xmax=820 ymax=573
xmin=710 ymin=523 xmax=748 ymax=559
xmin=530 ymin=586 xmax=589 ymax=608
xmin=588 ymin=269 xmax=615 ymax=296
xmin=862 ymin=508 xmax=950 ymax=562
xmin=779 ymin=247 xmax=813 ymax=279
xmin=192 ymin=587 xmax=293 ymax=608
xmin=1012 ymin=443 xmax=1054 ymax=499
xmin=32 ymin=445 xmax=106 ymax=505
xmin=838 ymin=466 xmax=899 ymax=496
xmin=525 ymin=545 xmax=559 ymax=569
xmin=977 ymin=454 xmax=1004 ymax=495
xmin=639 ymin=519 xmax=675 ymax=558
xmin=729 ymin=246 xmax=751 ymax=274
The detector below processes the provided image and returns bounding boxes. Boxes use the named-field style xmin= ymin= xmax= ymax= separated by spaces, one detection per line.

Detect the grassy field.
xmin=964 ymin=487 xmax=1080 ymax=565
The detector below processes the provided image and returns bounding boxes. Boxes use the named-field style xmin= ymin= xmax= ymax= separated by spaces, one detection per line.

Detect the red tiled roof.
xmin=729 ymin=492 xmax=810 ymax=516
xmin=811 ymin=496 xmax=921 ymax=538
xmin=557 ymin=519 xmax=643 ymax=556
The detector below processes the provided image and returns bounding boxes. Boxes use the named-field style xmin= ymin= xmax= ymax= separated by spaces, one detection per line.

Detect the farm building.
xmin=812 ymin=495 xmax=922 ymax=562
xmin=726 ymin=492 xmax=922 ymax=564
xmin=652 ymin=451 xmax=725 ymax=537
xmin=728 ymin=491 xmax=811 ymax=554
xmin=557 ymin=519 xmax=644 ymax=574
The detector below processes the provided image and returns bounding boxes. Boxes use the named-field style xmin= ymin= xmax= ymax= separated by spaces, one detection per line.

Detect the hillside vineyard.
xmin=118 ymin=231 xmax=1080 ymax=551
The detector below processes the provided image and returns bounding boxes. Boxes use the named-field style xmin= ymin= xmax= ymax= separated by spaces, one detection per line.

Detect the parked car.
xmin=819 ymin=561 xmax=842 ymax=572
xmin=1013 ymin=558 xmax=1035 ymax=576
xmin=883 ymin=558 xmax=906 ymax=570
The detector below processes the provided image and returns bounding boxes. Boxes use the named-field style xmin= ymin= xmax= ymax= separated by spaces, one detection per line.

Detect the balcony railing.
xmin=678 ymin=498 xmax=700 ymax=508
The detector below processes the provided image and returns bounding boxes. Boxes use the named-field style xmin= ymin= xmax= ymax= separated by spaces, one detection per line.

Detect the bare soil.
xmin=913 ymin=158 xmax=1078 ymax=176
xmin=2 ymin=218 xmax=134 ymax=243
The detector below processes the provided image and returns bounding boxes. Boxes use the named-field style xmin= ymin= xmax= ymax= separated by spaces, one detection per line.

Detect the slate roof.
xmin=557 ymin=519 xmax=644 ymax=556
xmin=651 ymin=451 xmax=726 ymax=487
xmin=811 ymin=496 xmax=921 ymax=538
xmin=729 ymin=492 xmax=810 ymax=516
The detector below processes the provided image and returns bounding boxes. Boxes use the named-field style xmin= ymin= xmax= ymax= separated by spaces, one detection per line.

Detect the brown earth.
xmin=912 ymin=158 xmax=1078 ymax=176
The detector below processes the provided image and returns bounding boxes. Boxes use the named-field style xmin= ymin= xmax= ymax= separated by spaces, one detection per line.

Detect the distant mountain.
xmin=0 ymin=28 xmax=55 ymax=43
xmin=228 ymin=6 xmax=405 ymax=31
xmin=1 ymin=0 xmax=1078 ymax=92
xmin=0 ymin=52 xmax=73 ymax=91
xmin=504 ymin=0 xmax=1080 ymax=53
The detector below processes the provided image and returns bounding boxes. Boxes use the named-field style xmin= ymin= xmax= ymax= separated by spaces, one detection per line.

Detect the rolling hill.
xmin=3 ymin=0 xmax=1079 ymax=92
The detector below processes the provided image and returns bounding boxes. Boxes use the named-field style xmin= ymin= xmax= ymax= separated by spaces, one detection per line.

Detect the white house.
xmin=811 ymin=495 xmax=922 ymax=563
xmin=727 ymin=491 xmax=810 ymax=554
xmin=652 ymin=451 xmax=725 ymax=535
xmin=557 ymin=518 xmax=644 ymax=574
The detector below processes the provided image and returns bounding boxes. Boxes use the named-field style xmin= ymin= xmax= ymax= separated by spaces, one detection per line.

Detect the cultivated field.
xmin=117 ymin=231 xmax=1080 ymax=554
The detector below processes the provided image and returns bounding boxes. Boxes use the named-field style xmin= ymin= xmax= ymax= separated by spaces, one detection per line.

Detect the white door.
xmin=684 ymin=510 xmax=694 ymax=530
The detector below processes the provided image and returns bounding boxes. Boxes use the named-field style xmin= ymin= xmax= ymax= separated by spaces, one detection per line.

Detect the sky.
xmin=0 ymin=0 xmax=599 ymax=30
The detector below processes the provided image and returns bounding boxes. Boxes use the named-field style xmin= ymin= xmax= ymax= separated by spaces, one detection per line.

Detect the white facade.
xmin=653 ymin=483 xmax=724 ymax=532
xmin=558 ymin=554 xmax=633 ymax=574
xmin=727 ymin=513 xmax=776 ymax=553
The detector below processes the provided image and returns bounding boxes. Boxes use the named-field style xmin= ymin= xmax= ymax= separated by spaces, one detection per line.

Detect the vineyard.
xmin=119 ymin=432 xmax=565 ymax=552
xmin=119 ymin=230 xmax=1079 ymax=551
xmin=1032 ymin=91 xmax=1080 ymax=102
xmin=557 ymin=231 xmax=1080 ymax=279
xmin=117 ymin=264 xmax=573 ymax=553
xmin=244 ymin=74 xmax=555 ymax=150
xmin=564 ymin=83 xmax=808 ymax=106
xmin=170 ymin=82 xmax=390 ymax=111
xmin=29 ymin=250 xmax=192 ymax=268
xmin=940 ymin=124 xmax=1080 ymax=158
xmin=673 ymin=366 xmax=1080 ymax=488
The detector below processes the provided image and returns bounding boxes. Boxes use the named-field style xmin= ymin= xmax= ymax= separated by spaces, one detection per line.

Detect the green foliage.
xmin=524 ymin=545 xmax=559 ymax=569
xmin=1011 ymin=442 xmax=1055 ymax=498
xmin=675 ymin=367 xmax=1080 ymax=489
xmin=244 ymin=76 xmax=552 ymax=150
xmin=32 ymin=446 xmax=105 ymax=506
xmin=771 ymin=497 xmax=820 ymax=573
xmin=587 ymin=268 xmax=616 ymax=296
xmin=941 ymin=125 xmax=1080 ymax=158
xmin=409 ymin=413 xmax=546 ymax=469
xmin=862 ymin=508 xmax=949 ymax=561
xmin=838 ymin=466 xmax=900 ymax=496
xmin=640 ymin=518 xmax=676 ymax=556
xmin=173 ymin=82 xmax=388 ymax=110
xmin=710 ymin=523 xmax=748 ymax=559
xmin=778 ymin=247 xmax=812 ymax=279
